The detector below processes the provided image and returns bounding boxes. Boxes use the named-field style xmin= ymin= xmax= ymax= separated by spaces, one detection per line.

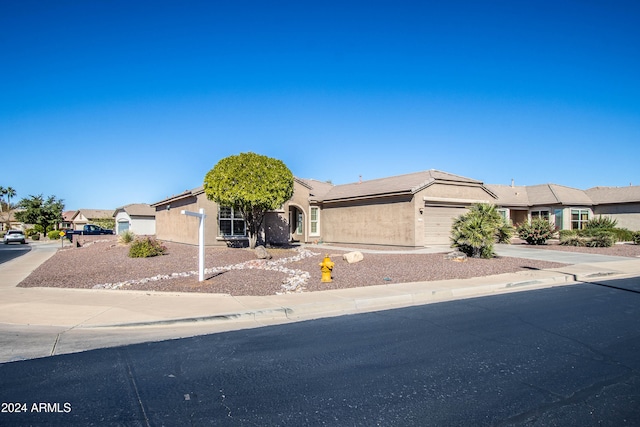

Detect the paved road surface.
xmin=1 ymin=276 xmax=639 ymax=426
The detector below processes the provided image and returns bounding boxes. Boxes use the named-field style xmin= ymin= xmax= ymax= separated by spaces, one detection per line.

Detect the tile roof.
xmin=586 ymin=186 xmax=640 ymax=204
xmin=486 ymin=183 xmax=593 ymax=206
xmin=295 ymin=178 xmax=334 ymax=201
xmin=75 ymin=209 xmax=114 ymax=219
xmin=321 ymin=170 xmax=483 ymax=202
xmin=116 ymin=203 xmax=156 ymax=217
xmin=151 ymin=186 xmax=204 ymax=207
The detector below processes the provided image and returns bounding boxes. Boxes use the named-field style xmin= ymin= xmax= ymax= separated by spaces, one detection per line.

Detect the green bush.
xmin=24 ymin=228 xmax=37 ymax=237
xmin=558 ymin=229 xmax=577 ymax=241
xmin=584 ymin=231 xmax=615 ymax=247
xmin=517 ymin=218 xmax=556 ymax=245
xmin=128 ymin=237 xmax=166 ymax=258
xmin=31 ymin=233 xmax=40 ymax=240
xmin=118 ymin=230 xmax=136 ymax=244
xmin=451 ymin=203 xmax=513 ymax=258
xmin=560 ymin=234 xmax=585 ymax=247
xmin=610 ymin=228 xmax=634 ymax=242
xmin=47 ymin=230 xmax=61 ymax=240
xmin=585 ymin=215 xmax=618 ymax=230
xmin=634 ymin=231 xmax=640 ymax=245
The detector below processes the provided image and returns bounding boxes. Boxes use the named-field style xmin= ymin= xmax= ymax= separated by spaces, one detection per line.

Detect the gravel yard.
xmin=17 ymin=236 xmax=640 ymax=296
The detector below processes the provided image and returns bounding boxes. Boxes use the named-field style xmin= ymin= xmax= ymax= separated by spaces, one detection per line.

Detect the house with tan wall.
xmin=113 ymin=204 xmax=156 ymax=235
xmin=151 ymin=169 xmax=640 ymax=248
xmin=71 ymin=209 xmax=114 ymax=230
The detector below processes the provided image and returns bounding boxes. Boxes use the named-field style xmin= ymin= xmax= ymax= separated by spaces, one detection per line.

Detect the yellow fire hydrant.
xmin=319 ymin=254 xmax=335 ymax=282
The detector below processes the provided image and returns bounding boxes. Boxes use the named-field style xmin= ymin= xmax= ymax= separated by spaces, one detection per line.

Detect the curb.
xmin=78 ymin=272 xmax=581 ymax=330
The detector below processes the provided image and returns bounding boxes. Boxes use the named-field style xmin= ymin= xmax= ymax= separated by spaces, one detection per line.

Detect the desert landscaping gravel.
xmin=18 ymin=236 xmax=640 ymax=296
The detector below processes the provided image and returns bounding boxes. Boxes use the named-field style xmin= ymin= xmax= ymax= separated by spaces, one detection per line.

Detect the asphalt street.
xmin=1 ymin=276 xmax=639 ymax=426
xmin=0 ymin=243 xmax=32 ymax=265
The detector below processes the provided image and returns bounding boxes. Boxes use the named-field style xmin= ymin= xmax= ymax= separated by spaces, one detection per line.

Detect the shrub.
xmin=610 ymin=228 xmax=634 ymax=242
xmin=118 ymin=230 xmax=136 ymax=244
xmin=47 ymin=230 xmax=61 ymax=240
xmin=560 ymin=234 xmax=585 ymax=246
xmin=24 ymin=228 xmax=37 ymax=237
xmin=585 ymin=216 xmax=618 ymax=230
xmin=128 ymin=237 xmax=166 ymax=258
xmin=634 ymin=231 xmax=640 ymax=245
xmin=451 ymin=203 xmax=513 ymax=258
xmin=584 ymin=231 xmax=615 ymax=247
xmin=517 ymin=218 xmax=556 ymax=245
xmin=558 ymin=229 xmax=577 ymax=241
xmin=31 ymin=233 xmax=40 ymax=240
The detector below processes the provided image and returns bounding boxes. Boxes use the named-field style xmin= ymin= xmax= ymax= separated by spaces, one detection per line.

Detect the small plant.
xmin=517 ymin=218 xmax=556 ymax=245
xmin=584 ymin=231 xmax=615 ymax=247
xmin=558 ymin=229 xmax=577 ymax=241
xmin=31 ymin=233 xmax=40 ymax=240
xmin=118 ymin=230 xmax=136 ymax=244
xmin=585 ymin=216 xmax=618 ymax=230
xmin=128 ymin=237 xmax=166 ymax=258
xmin=560 ymin=234 xmax=585 ymax=247
xmin=47 ymin=230 xmax=61 ymax=240
xmin=633 ymin=231 xmax=640 ymax=245
xmin=450 ymin=203 xmax=512 ymax=258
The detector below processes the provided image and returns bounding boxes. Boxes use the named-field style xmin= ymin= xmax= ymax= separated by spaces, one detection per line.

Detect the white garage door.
xmin=423 ymin=206 xmax=467 ymax=245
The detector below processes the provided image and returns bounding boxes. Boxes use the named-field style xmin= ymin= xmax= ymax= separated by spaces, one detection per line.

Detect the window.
xmin=310 ymin=207 xmax=319 ymax=236
xmin=571 ymin=209 xmax=589 ymax=230
xmin=296 ymin=212 xmax=303 ymax=234
xmin=219 ymin=207 xmax=246 ymax=236
xmin=531 ymin=210 xmax=550 ymax=221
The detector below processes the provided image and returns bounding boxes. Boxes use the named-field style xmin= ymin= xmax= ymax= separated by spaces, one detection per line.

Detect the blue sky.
xmin=1 ymin=1 xmax=639 ymax=210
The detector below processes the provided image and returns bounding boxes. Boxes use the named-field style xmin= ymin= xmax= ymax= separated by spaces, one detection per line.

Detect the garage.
xmin=423 ymin=205 xmax=467 ymax=245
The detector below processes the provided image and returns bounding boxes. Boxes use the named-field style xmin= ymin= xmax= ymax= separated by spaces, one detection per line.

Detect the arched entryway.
xmin=288 ymin=205 xmax=305 ymax=243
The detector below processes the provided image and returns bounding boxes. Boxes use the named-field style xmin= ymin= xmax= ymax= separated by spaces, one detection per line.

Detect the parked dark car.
xmin=3 ymin=230 xmax=27 ymax=244
xmin=64 ymin=224 xmax=114 ymax=240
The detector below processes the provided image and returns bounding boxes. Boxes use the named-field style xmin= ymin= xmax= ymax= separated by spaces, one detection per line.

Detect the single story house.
xmin=59 ymin=210 xmax=76 ymax=230
xmin=70 ymin=209 xmax=114 ymax=230
xmin=113 ymin=204 xmax=156 ymax=235
xmin=151 ymin=169 xmax=640 ymax=248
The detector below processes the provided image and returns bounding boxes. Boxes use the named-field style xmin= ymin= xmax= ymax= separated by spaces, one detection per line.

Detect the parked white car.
xmin=3 ymin=230 xmax=26 ymax=244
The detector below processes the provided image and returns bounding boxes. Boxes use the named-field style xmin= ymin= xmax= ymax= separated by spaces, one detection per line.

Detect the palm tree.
xmin=0 ymin=186 xmax=5 ymax=213
xmin=5 ymin=187 xmax=16 ymax=211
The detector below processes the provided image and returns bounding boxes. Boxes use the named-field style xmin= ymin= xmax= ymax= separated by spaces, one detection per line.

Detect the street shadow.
xmin=0 ymin=245 xmax=32 ymax=265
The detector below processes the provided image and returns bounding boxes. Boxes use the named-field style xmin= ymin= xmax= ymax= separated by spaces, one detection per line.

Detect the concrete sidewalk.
xmin=1 ymin=241 xmax=639 ymax=363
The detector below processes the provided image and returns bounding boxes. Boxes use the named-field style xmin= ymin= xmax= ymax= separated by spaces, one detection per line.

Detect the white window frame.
xmin=571 ymin=208 xmax=590 ymax=230
xmin=309 ymin=207 xmax=320 ymax=236
xmin=218 ymin=206 xmax=246 ymax=237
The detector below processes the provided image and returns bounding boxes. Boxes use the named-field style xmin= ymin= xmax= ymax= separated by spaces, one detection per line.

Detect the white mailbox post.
xmin=181 ymin=208 xmax=206 ymax=281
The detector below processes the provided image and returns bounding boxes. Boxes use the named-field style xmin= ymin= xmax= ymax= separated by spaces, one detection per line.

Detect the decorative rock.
xmin=343 ymin=251 xmax=364 ymax=264
xmin=444 ymin=250 xmax=467 ymax=262
xmin=254 ymin=245 xmax=272 ymax=259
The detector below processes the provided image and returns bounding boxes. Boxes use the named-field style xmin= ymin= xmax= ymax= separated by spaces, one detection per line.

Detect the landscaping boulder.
xmin=254 ymin=245 xmax=272 ymax=259
xmin=343 ymin=251 xmax=364 ymax=264
xmin=444 ymin=250 xmax=467 ymax=262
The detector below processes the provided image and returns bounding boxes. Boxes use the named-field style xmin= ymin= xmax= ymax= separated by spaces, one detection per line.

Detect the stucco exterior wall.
xmin=321 ymin=195 xmax=416 ymax=246
xmin=593 ymin=203 xmax=640 ymax=231
xmin=154 ymin=195 xmax=223 ymax=246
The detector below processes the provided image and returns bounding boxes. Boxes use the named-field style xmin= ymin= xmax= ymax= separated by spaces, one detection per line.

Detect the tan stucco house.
xmin=151 ymin=169 xmax=640 ymax=248
xmin=70 ymin=209 xmax=114 ymax=230
xmin=113 ymin=204 xmax=156 ymax=235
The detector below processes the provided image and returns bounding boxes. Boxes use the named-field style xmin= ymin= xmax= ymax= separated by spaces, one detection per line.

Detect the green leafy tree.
xmin=451 ymin=203 xmax=514 ymax=258
xmin=0 ymin=186 xmax=17 ymax=229
xmin=15 ymin=195 xmax=65 ymax=236
xmin=204 ymin=152 xmax=294 ymax=249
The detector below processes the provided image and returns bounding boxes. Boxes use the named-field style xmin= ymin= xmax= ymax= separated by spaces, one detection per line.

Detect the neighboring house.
xmin=0 ymin=209 xmax=25 ymax=231
xmin=59 ymin=210 xmax=76 ymax=230
xmin=486 ymin=183 xmax=595 ymax=230
xmin=113 ymin=204 xmax=156 ymax=235
xmin=586 ymin=186 xmax=640 ymax=231
xmin=152 ymin=169 xmax=640 ymax=248
xmin=71 ymin=209 xmax=114 ymax=230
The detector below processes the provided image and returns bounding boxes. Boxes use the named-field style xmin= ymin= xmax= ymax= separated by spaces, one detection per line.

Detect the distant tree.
xmin=5 ymin=187 xmax=16 ymax=210
xmin=203 ymin=152 xmax=294 ymax=249
xmin=15 ymin=195 xmax=65 ymax=235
